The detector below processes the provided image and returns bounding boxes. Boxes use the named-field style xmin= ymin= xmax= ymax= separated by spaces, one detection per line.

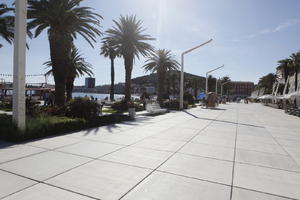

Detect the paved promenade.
xmin=1 ymin=103 xmax=300 ymax=200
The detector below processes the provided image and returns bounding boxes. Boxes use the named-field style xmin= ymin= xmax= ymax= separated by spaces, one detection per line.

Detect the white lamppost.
xmin=12 ymin=0 xmax=27 ymax=131
xmin=179 ymin=39 xmax=213 ymax=109
xmin=221 ymin=81 xmax=231 ymax=97
xmin=205 ymin=65 xmax=224 ymax=95
xmin=215 ymin=77 xmax=219 ymax=94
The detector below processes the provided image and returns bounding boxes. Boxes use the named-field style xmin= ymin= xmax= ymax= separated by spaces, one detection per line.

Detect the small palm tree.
xmin=100 ymin=39 xmax=120 ymax=101
xmin=143 ymin=49 xmax=179 ymax=101
xmin=28 ymin=0 xmax=102 ymax=106
xmin=0 ymin=4 xmax=14 ymax=48
xmin=45 ymin=45 xmax=93 ymax=101
xmin=106 ymin=15 xmax=155 ymax=101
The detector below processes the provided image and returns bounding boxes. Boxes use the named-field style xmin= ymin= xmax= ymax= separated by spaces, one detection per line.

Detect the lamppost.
xmin=215 ymin=77 xmax=219 ymax=94
xmin=12 ymin=0 xmax=27 ymax=131
xmin=221 ymin=81 xmax=231 ymax=97
xmin=179 ymin=39 xmax=213 ymax=109
xmin=205 ymin=65 xmax=224 ymax=95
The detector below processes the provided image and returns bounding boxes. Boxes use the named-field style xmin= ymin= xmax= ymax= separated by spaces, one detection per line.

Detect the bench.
xmin=146 ymin=102 xmax=167 ymax=115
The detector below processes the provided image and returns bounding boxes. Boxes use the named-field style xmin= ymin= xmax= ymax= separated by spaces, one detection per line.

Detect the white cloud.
xmin=233 ymin=19 xmax=300 ymax=42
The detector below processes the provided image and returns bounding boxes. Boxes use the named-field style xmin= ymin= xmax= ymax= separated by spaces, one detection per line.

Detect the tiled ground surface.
xmin=1 ymin=103 xmax=300 ymax=200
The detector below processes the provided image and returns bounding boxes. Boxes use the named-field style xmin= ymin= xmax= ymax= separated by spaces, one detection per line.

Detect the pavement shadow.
xmin=183 ymin=110 xmax=264 ymax=128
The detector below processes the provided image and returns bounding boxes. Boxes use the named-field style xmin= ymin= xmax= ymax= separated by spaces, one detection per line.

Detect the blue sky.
xmin=1 ymin=0 xmax=300 ymax=85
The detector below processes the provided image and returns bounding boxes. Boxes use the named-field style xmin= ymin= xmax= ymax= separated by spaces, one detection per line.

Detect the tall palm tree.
xmin=277 ymin=58 xmax=291 ymax=83
xmin=0 ymin=4 xmax=14 ymax=48
xmin=27 ymin=0 xmax=102 ymax=106
xmin=258 ymin=73 xmax=276 ymax=94
xmin=100 ymin=39 xmax=120 ymax=101
xmin=106 ymin=15 xmax=154 ymax=101
xmin=289 ymin=52 xmax=300 ymax=91
xmin=143 ymin=49 xmax=179 ymax=102
xmin=45 ymin=45 xmax=93 ymax=101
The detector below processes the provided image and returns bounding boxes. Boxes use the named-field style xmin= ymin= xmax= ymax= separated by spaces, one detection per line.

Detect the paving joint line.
xmin=229 ymin=108 xmax=239 ymax=200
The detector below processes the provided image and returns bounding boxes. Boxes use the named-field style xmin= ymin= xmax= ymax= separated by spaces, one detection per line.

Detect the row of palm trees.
xmin=1 ymin=1 xmax=180 ymax=106
xmin=277 ymin=51 xmax=300 ymax=91
xmin=257 ymin=51 xmax=300 ymax=94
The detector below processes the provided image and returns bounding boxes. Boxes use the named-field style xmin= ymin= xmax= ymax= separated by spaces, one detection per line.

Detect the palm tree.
xmin=143 ymin=49 xmax=179 ymax=102
xmin=289 ymin=52 xmax=300 ymax=91
xmin=27 ymin=0 xmax=102 ymax=106
xmin=0 ymin=4 xmax=14 ymax=48
xmin=106 ymin=15 xmax=154 ymax=101
xmin=258 ymin=73 xmax=276 ymax=94
xmin=100 ymin=39 xmax=120 ymax=101
xmin=45 ymin=45 xmax=93 ymax=101
xmin=277 ymin=58 xmax=291 ymax=83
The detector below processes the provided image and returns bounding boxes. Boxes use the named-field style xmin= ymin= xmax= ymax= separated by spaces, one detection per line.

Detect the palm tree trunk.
xmin=48 ymin=32 xmax=71 ymax=106
xmin=124 ymin=55 xmax=133 ymax=102
xmin=295 ymin=67 xmax=298 ymax=91
xmin=110 ymin=58 xmax=115 ymax=101
xmin=157 ymin=71 xmax=165 ymax=103
xmin=66 ymin=77 xmax=75 ymax=102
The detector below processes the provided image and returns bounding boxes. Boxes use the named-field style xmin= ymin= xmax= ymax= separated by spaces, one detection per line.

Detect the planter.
xmin=128 ymin=108 xmax=136 ymax=119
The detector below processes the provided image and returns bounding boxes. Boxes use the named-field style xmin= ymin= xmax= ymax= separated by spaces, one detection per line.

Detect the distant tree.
xmin=45 ymin=45 xmax=93 ymax=101
xmin=28 ymin=0 xmax=102 ymax=106
xmin=143 ymin=49 xmax=179 ymax=102
xmin=220 ymin=76 xmax=231 ymax=95
xmin=100 ymin=39 xmax=120 ymax=101
xmin=207 ymin=75 xmax=216 ymax=92
xmin=106 ymin=15 xmax=154 ymax=101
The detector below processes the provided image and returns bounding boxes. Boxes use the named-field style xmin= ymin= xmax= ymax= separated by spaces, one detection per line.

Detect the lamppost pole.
xmin=179 ymin=39 xmax=213 ymax=109
xmin=13 ymin=0 xmax=27 ymax=131
xmin=205 ymin=65 xmax=224 ymax=95
xmin=216 ymin=77 xmax=218 ymax=94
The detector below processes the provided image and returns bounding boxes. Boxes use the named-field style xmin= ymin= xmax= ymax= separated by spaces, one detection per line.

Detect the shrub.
xmin=66 ymin=97 xmax=100 ymax=119
xmin=0 ymin=114 xmax=87 ymax=142
xmin=111 ymin=100 xmax=144 ymax=111
xmin=0 ymin=113 xmax=131 ymax=142
xmin=0 ymin=101 xmax=12 ymax=111
xmin=162 ymin=99 xmax=188 ymax=110
xmin=184 ymin=93 xmax=195 ymax=105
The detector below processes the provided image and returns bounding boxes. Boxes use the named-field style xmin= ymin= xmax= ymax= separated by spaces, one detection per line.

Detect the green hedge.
xmin=0 ymin=113 xmax=130 ymax=142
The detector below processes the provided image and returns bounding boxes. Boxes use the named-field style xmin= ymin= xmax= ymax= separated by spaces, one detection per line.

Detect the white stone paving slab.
xmin=234 ymin=163 xmax=300 ymax=199
xmin=133 ymin=138 xmax=185 ymax=152
xmin=0 ymin=145 xmax=45 ymax=164
xmin=57 ymin=140 xmax=123 ymax=158
xmin=236 ymin=149 xmax=300 ymax=172
xmin=2 ymin=183 xmax=94 ymax=200
xmin=46 ymin=160 xmax=151 ymax=200
xmin=101 ymin=146 xmax=172 ymax=169
xmin=191 ymin=135 xmax=235 ymax=148
xmin=284 ymin=147 xmax=300 ymax=165
xmin=0 ymin=151 xmax=91 ymax=181
xmin=96 ymin=134 xmax=147 ymax=145
xmin=123 ymin=172 xmax=231 ymax=200
xmin=0 ymin=170 xmax=36 ymax=199
xmin=236 ymin=140 xmax=287 ymax=155
xmin=25 ymin=136 xmax=81 ymax=149
xmin=232 ymin=188 xmax=290 ymax=200
xmin=159 ymin=153 xmax=233 ymax=185
xmin=179 ymin=142 xmax=234 ymax=161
